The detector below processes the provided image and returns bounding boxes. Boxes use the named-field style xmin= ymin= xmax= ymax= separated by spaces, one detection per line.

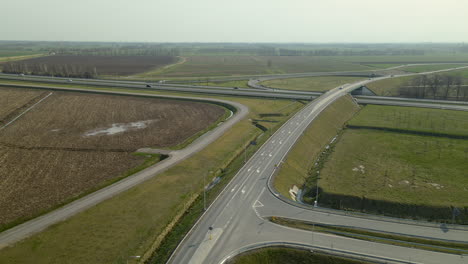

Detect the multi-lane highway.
xmin=168 ymin=71 xmax=468 ymax=263
xmin=1 ymin=65 xmax=468 ymax=262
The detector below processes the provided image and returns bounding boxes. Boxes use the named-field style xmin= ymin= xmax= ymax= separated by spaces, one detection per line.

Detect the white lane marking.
xmin=253 ymin=200 xmax=264 ymax=208
xmin=269 ymin=153 xmax=272 ymax=157
xmin=231 ymin=184 xmax=238 ymax=192
xmin=272 ymin=140 xmax=276 ymax=143
xmin=241 ymin=187 xmax=246 ymax=194
xmin=261 ymin=152 xmax=265 ymax=156
xmin=288 ymin=131 xmax=291 ymax=134
xmin=279 ymin=141 xmax=282 ymax=144
xmin=248 ymin=167 xmax=252 ymax=172
xmin=256 ymin=168 xmax=260 ymax=173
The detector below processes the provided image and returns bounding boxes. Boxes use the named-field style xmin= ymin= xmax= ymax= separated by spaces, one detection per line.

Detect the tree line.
xmin=42 ymin=47 xmax=180 ymax=57
xmin=2 ymin=62 xmax=97 ymax=78
xmin=399 ymin=74 xmax=468 ymax=101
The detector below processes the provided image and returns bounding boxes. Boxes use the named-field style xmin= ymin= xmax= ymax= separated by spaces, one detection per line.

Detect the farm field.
xmin=0 ymin=88 xmax=46 ymax=123
xmin=5 ymin=55 xmax=176 ymax=76
xmin=261 ymin=76 xmax=365 ymax=92
xmin=227 ymin=247 xmax=369 ymax=264
xmin=138 ymin=55 xmax=373 ymax=78
xmin=0 ymin=87 xmax=225 ymax=230
xmin=0 ymin=84 xmax=303 ymax=264
xmin=312 ymin=105 xmax=468 ymax=222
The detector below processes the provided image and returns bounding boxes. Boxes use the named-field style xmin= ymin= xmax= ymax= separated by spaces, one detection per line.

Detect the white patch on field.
xmin=352 ymin=165 xmax=365 ymax=173
xmin=84 ymin=119 xmax=158 ymax=137
xmin=388 ymin=184 xmax=393 ymax=188
xmin=50 ymin=129 xmax=61 ymax=132
xmin=428 ymin=183 xmax=444 ymax=190
xmin=399 ymin=180 xmax=410 ymax=185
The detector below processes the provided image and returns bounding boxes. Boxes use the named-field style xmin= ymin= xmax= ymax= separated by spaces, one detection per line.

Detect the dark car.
xmin=146 ymin=84 xmax=152 ymax=88
xmin=234 ymin=87 xmax=239 ymax=89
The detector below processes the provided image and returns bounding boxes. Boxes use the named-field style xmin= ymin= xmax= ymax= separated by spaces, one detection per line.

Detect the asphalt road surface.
xmin=1 ymin=65 xmax=468 ymax=262
xmin=168 ymin=72 xmax=468 ymax=264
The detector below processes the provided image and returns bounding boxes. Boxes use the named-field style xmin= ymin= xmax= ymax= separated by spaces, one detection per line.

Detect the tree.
xmin=443 ymin=75 xmax=453 ymax=100
xmin=454 ymin=75 xmax=462 ymax=100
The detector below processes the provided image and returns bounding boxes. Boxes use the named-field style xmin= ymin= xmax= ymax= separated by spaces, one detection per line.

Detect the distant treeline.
xmin=2 ymin=62 xmax=97 ymax=78
xmin=197 ymin=47 xmax=425 ymax=56
xmin=42 ymin=46 xmax=180 ymax=57
xmin=399 ymin=74 xmax=468 ymax=101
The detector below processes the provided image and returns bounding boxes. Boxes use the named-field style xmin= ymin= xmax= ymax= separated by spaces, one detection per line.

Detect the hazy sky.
xmin=2 ymin=0 xmax=467 ymax=43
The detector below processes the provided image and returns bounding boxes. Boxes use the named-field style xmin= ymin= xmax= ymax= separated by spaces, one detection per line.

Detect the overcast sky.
xmin=1 ymin=0 xmax=467 ymax=43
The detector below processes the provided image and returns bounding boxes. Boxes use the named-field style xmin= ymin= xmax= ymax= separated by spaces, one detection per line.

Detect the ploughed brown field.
xmin=12 ymin=55 xmax=176 ymax=75
xmin=0 ymin=87 xmax=225 ymax=228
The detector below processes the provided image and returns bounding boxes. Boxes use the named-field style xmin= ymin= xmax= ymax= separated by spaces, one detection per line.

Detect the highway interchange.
xmin=0 ymin=66 xmax=468 ymax=263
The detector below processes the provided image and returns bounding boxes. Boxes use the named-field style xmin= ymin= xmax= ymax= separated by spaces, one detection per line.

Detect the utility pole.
xmin=314 ymin=173 xmax=320 ymax=207
xmin=203 ymin=172 xmax=206 ymax=211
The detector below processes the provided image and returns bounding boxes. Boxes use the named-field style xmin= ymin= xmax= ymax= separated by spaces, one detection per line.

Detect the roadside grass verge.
xmin=261 ymin=76 xmax=365 ymax=92
xmin=270 ymin=217 xmax=468 ymax=255
xmin=226 ymin=245 xmax=370 ymax=264
xmin=203 ymin=80 xmax=250 ymax=88
xmin=273 ymin=95 xmax=360 ymax=199
xmin=0 ymin=81 xmax=303 ymax=264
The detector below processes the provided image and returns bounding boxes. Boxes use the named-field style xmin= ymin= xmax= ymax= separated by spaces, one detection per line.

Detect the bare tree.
xmin=454 ymin=75 xmax=462 ymax=100
xmin=429 ymin=75 xmax=441 ymax=99
xmin=443 ymin=75 xmax=453 ymax=100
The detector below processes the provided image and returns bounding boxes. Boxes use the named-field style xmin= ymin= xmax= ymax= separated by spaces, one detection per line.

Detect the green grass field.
xmin=319 ymin=129 xmax=468 ymax=208
xmin=314 ymin=105 xmax=468 ymax=222
xmin=274 ymin=95 xmax=360 ymax=199
xmin=349 ymin=105 xmax=468 ymax=137
xmin=227 ymin=247 xmax=369 ymax=264
xmin=0 ymin=81 xmax=303 ymax=264
xmin=261 ymin=76 xmax=365 ymax=92
xmin=136 ymin=56 xmax=373 ymax=78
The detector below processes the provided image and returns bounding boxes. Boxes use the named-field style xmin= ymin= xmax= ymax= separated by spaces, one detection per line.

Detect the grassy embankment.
xmin=261 ymin=76 xmax=365 ymax=92
xmin=227 ymin=246 xmax=369 ymax=264
xmin=270 ymin=217 xmax=468 ymax=255
xmin=0 ymin=80 xmax=303 ymax=264
xmin=314 ymin=105 xmax=468 ymax=223
xmin=274 ymin=95 xmax=360 ymax=199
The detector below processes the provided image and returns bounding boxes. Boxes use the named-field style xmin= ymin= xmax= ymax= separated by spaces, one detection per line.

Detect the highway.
xmin=168 ymin=69 xmax=468 ymax=264
xmin=1 ymin=65 xmax=468 ymax=262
